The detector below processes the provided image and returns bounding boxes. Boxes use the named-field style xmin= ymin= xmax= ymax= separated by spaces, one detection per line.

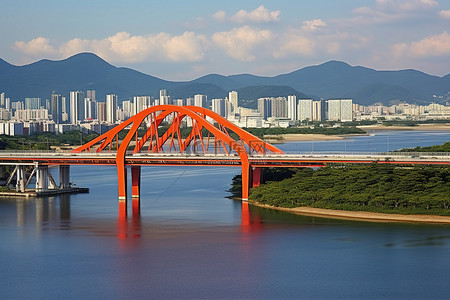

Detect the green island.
xmin=244 ymin=126 xmax=365 ymax=138
xmin=231 ymin=142 xmax=450 ymax=216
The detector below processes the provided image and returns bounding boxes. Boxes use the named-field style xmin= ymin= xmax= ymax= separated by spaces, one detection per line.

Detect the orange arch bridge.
xmin=73 ymin=105 xmax=284 ymax=210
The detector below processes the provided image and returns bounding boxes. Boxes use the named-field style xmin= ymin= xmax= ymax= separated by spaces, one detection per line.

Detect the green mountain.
xmin=1 ymin=53 xmax=449 ymax=105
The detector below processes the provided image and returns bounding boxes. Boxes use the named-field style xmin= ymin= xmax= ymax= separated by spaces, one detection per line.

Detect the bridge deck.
xmin=0 ymin=151 xmax=448 ymax=166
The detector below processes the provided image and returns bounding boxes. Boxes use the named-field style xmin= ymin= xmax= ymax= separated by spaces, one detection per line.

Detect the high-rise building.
xmin=312 ymin=100 xmax=325 ymax=122
xmin=174 ymin=99 xmax=185 ymax=106
xmin=50 ymin=92 xmax=62 ymax=124
xmin=122 ymin=100 xmax=132 ymax=119
xmin=212 ymin=98 xmax=226 ymax=117
xmin=194 ymin=94 xmax=207 ymax=107
xmin=159 ymin=89 xmax=170 ymax=105
xmin=186 ymin=97 xmax=194 ymax=106
xmin=97 ymin=102 xmax=107 ymax=122
xmin=341 ymin=99 xmax=353 ymax=122
xmin=258 ymin=98 xmax=272 ymax=119
xmin=84 ymin=98 xmax=96 ymax=120
xmin=70 ymin=91 xmax=85 ymax=124
xmin=327 ymin=99 xmax=353 ymax=122
xmin=86 ymin=90 xmax=96 ymax=101
xmin=133 ymin=96 xmax=150 ymax=115
xmin=5 ymin=97 xmax=10 ymax=110
xmin=298 ymin=99 xmax=313 ymax=121
xmin=271 ymin=97 xmax=287 ymax=118
xmin=0 ymin=92 xmax=5 ymax=108
xmin=106 ymin=94 xmax=117 ymax=123
xmin=25 ymin=98 xmax=41 ymax=110
xmin=229 ymin=91 xmax=238 ymax=111
xmin=287 ymin=95 xmax=297 ymax=120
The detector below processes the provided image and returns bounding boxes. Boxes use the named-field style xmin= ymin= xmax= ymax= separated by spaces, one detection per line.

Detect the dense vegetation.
xmin=247 ymin=165 xmax=450 ymax=216
xmin=0 ymin=131 xmax=99 ymax=150
xmin=230 ymin=142 xmax=450 ymax=216
xmin=398 ymin=142 xmax=450 ymax=152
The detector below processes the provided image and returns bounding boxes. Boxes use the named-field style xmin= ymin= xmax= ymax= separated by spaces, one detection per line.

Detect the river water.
xmin=0 ymin=130 xmax=449 ymax=299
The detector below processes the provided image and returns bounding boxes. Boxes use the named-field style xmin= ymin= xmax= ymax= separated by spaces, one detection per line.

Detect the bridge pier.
xmin=117 ymin=165 xmax=128 ymax=217
xmin=131 ymin=166 xmax=141 ymax=217
xmin=16 ymin=165 xmax=26 ymax=193
xmin=117 ymin=166 xmax=141 ymax=218
xmin=242 ymin=165 xmax=264 ymax=201
xmin=252 ymin=167 xmax=263 ymax=188
xmin=59 ymin=165 xmax=70 ymax=188
xmin=241 ymin=162 xmax=250 ymax=201
xmin=36 ymin=165 xmax=49 ymax=191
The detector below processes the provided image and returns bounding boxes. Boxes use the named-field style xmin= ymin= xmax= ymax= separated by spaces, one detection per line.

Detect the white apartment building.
xmin=229 ymin=91 xmax=238 ymax=112
xmin=298 ymin=99 xmax=313 ymax=121
xmin=194 ymin=94 xmax=207 ymax=107
xmin=106 ymin=94 xmax=117 ymax=123
xmin=287 ymin=95 xmax=297 ymax=121
xmin=70 ymin=91 xmax=85 ymax=124
xmin=327 ymin=99 xmax=353 ymax=122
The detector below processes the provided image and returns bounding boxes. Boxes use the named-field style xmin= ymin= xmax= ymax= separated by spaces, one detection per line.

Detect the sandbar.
xmin=251 ymin=203 xmax=450 ymax=224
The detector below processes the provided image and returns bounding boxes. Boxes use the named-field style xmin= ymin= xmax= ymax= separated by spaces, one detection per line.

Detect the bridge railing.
xmin=260 ymin=152 xmax=450 ymax=157
xmin=0 ymin=149 xmax=57 ymax=153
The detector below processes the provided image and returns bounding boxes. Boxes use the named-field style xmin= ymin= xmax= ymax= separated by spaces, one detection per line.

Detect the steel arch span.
xmin=73 ymin=105 xmax=284 ymax=205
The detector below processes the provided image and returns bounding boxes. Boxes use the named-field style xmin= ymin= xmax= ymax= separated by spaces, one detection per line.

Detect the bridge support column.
xmin=131 ymin=166 xmax=141 ymax=217
xmin=36 ymin=165 xmax=49 ymax=191
xmin=16 ymin=166 xmax=26 ymax=193
xmin=241 ymin=162 xmax=250 ymax=201
xmin=252 ymin=167 xmax=263 ymax=188
xmin=117 ymin=165 xmax=127 ymax=218
xmin=59 ymin=165 xmax=70 ymax=189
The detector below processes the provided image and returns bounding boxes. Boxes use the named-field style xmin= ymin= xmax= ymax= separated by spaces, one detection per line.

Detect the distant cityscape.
xmin=0 ymin=89 xmax=449 ymax=136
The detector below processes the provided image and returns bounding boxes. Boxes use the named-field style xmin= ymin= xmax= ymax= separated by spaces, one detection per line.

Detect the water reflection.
xmin=14 ymin=196 xmax=71 ymax=231
xmin=241 ymin=201 xmax=263 ymax=233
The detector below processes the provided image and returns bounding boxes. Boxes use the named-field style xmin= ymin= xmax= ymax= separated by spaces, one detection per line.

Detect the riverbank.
xmin=251 ymin=202 xmax=450 ymax=224
xmin=358 ymin=124 xmax=449 ymax=131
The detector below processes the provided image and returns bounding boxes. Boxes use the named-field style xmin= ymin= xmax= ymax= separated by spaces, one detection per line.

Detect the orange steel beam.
xmin=73 ymin=105 xmax=265 ymax=201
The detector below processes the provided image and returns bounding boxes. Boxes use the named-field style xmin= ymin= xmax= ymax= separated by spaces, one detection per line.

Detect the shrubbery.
xmin=247 ymin=164 xmax=450 ymax=215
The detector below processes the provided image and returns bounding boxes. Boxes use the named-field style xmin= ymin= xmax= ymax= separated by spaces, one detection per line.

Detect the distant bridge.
xmin=0 ymin=105 xmax=448 ymax=217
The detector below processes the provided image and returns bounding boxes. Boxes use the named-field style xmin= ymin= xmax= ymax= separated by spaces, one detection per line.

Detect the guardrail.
xmin=0 ymin=150 xmax=448 ymax=158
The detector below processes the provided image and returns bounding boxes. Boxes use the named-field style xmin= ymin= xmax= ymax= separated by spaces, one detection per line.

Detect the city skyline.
xmin=2 ymin=0 xmax=450 ymax=80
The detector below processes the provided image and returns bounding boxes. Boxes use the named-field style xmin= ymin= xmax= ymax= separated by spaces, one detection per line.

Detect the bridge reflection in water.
xmin=9 ymin=195 xmax=261 ymax=239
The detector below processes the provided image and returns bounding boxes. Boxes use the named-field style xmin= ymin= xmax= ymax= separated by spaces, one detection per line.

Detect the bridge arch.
xmin=73 ymin=105 xmax=284 ymax=206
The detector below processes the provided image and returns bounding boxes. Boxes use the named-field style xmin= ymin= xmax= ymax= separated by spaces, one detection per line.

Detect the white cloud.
xmin=212 ymin=26 xmax=273 ymax=61
xmin=229 ymin=5 xmax=280 ymax=23
xmin=301 ymin=19 xmax=327 ymax=31
xmin=274 ymin=34 xmax=315 ymax=58
xmin=376 ymin=0 xmax=438 ymax=11
xmin=393 ymin=31 xmax=450 ymax=57
xmin=13 ymin=37 xmax=57 ymax=56
xmin=213 ymin=10 xmax=227 ymax=22
xmin=13 ymin=32 xmax=208 ymax=63
xmin=439 ymin=10 xmax=450 ymax=19
xmin=351 ymin=0 xmax=439 ymax=25
xmin=59 ymin=38 xmax=90 ymax=58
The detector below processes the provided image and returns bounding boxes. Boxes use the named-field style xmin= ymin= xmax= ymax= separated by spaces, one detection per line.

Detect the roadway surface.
xmin=0 ymin=151 xmax=449 ymax=167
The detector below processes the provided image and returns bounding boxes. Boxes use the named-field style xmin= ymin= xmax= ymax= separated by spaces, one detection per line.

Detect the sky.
xmin=2 ymin=0 xmax=450 ymax=80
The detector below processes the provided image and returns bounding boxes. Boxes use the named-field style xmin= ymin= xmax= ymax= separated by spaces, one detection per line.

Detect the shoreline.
xmin=251 ymin=202 xmax=450 ymax=224
xmin=358 ymin=124 xmax=449 ymax=131
xmin=262 ymin=124 xmax=449 ymax=142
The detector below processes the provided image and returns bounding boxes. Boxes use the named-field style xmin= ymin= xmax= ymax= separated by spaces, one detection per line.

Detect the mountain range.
xmin=1 ymin=52 xmax=449 ymax=106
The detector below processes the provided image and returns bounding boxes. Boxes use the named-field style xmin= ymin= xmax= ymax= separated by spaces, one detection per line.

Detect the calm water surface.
xmin=0 ymin=130 xmax=449 ymax=299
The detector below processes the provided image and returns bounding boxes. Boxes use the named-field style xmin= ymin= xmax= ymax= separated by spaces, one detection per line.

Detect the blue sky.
xmin=2 ymin=0 xmax=450 ymax=80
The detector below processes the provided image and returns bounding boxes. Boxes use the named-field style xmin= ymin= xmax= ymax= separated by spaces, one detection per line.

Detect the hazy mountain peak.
xmin=0 ymin=52 xmax=447 ymax=105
